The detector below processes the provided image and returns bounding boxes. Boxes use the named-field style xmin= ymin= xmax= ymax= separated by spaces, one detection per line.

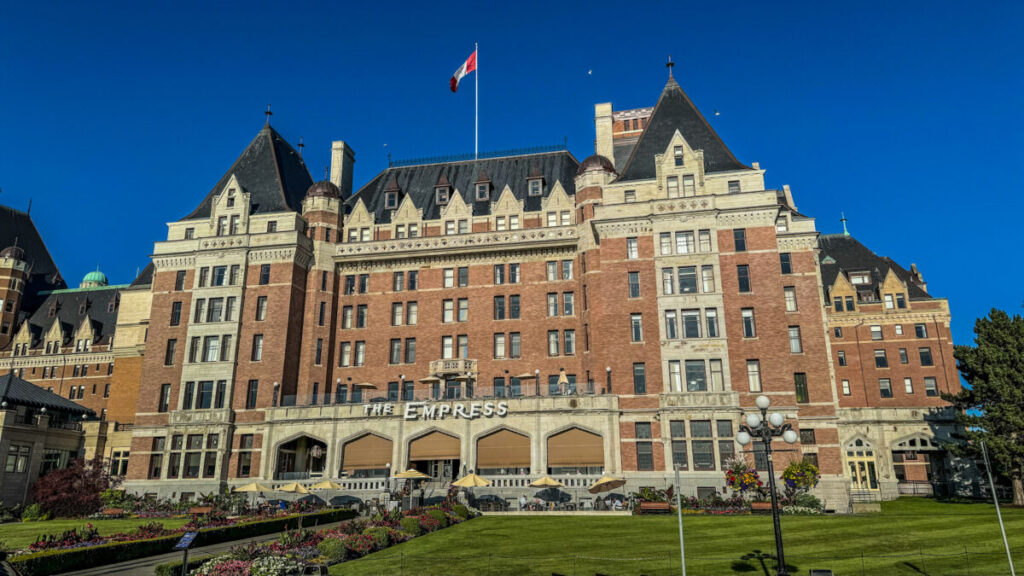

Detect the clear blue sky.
xmin=1 ymin=0 xmax=1021 ymax=346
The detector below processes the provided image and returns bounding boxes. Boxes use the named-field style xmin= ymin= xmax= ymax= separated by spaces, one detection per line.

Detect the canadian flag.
xmin=450 ymin=50 xmax=477 ymax=93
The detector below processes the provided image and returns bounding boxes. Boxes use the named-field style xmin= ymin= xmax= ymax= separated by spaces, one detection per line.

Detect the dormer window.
xmin=184 ymin=227 xmax=195 ymax=240
xmin=728 ymin=180 xmax=741 ymax=194
xmin=475 ymin=182 xmax=490 ymax=202
xmin=217 ymin=216 xmax=228 ymax=236
xmin=436 ymin=187 xmax=450 ymax=205
xmin=528 ymin=179 xmax=542 ymax=196
xmin=666 ymin=176 xmax=679 ymax=198
xmin=674 ymin=146 xmax=684 ymax=167
xmin=48 ymin=303 xmax=57 ymax=317
xmin=850 ymin=272 xmax=871 ymax=285
xmin=267 ymin=221 xmax=277 ymax=233
xmin=385 ymin=192 xmax=399 ymax=209
xmin=79 ymin=302 xmax=87 ymax=314
xmin=227 ymin=189 xmax=235 ymax=208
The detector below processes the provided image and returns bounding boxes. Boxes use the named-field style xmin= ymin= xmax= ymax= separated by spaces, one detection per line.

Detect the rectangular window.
xmin=546 ymin=261 xmax=557 ymax=282
xmin=202 ymin=336 xmax=220 ymax=362
xmin=678 ymin=266 xmax=697 ymax=293
xmin=659 ymin=232 xmax=672 ymax=255
xmin=493 ymin=265 xmax=505 ymax=285
xmin=508 ymin=263 xmax=520 ymax=283
xmin=662 ymin=268 xmax=675 ymax=295
xmin=245 ymin=380 xmax=259 ymax=409
xmin=789 ymin=326 xmax=803 ymax=353
xmin=354 ymin=341 xmax=365 ymax=366
xmin=546 ymin=212 xmax=557 ymax=227
xmin=509 ymin=332 xmax=521 ymax=358
xmin=682 ymin=175 xmax=696 ymax=196
xmin=626 ymin=237 xmax=639 ymax=259
xmin=258 ymin=264 xmax=270 ymax=285
xmin=701 ymin=265 xmax=715 ymax=293
xmin=895 ymin=324 xmax=904 ymax=335
xmin=170 ymin=302 xmax=182 ymax=326
xmin=547 ymin=330 xmax=559 ymax=356
xmin=875 ymin=349 xmax=888 ymax=368
xmin=494 ymin=296 xmax=506 ymax=320
xmin=158 ymin=383 xmax=171 ymax=413
xmin=509 ymin=295 xmax=520 ymax=319
xmin=561 ymin=260 xmax=573 ymax=280
xmin=705 ymin=308 xmax=719 ymax=337
xmin=747 ymin=360 xmax=762 ymax=392
xmin=546 ymin=293 xmax=558 ymax=317
xmin=737 ymin=265 xmax=751 ymax=292
xmin=493 ymin=333 xmax=506 ymax=359
xmin=389 ymin=339 xmax=402 ymax=364
xmin=630 ymin=314 xmax=643 ymax=342
xmin=794 ymin=373 xmax=809 ymax=403
xmin=904 ymin=377 xmax=914 ymax=394
xmin=457 ymin=298 xmax=469 ymax=322
xmin=675 ymin=231 xmax=695 ymax=254
xmin=784 ymin=286 xmax=798 ymax=312
xmin=458 ymin=267 xmax=469 ymax=287
xmin=915 ymin=324 xmax=928 ymax=338
xmin=627 ymin=272 xmax=641 ymax=298
xmin=879 ymin=378 xmax=893 ymax=398
xmin=733 ymin=229 xmax=747 ymax=252
xmin=898 ymin=348 xmax=908 ymax=364
xmin=741 ymin=308 xmax=756 ymax=338
xmin=672 ymin=441 xmax=688 ymax=470
xmin=339 ymin=342 xmax=351 ymax=367
xmin=919 ymin=347 xmax=934 ymax=366
xmin=391 ymin=302 xmax=404 ymax=326
xmin=632 ymin=363 xmax=646 ymax=394
xmin=685 ymin=360 xmax=707 ymax=391
xmin=665 ymin=310 xmax=678 ymax=339
xmin=624 ymin=190 xmax=636 ymax=203
xmin=897 ymin=294 xmax=907 ymax=309
xmin=164 ymin=339 xmax=176 ymax=366
xmin=405 ymin=301 xmax=418 ymax=325
xmin=441 ymin=336 xmax=453 ymax=359
xmin=636 ymin=442 xmax=654 ymax=471
xmin=698 ymin=229 xmax=712 ymax=252
xmin=833 ymin=297 xmax=844 ymax=312
xmin=728 ymin=180 xmax=741 ymax=194
xmin=842 ymin=379 xmax=851 ymax=395
xmin=884 ymin=294 xmax=895 ymax=309
xmin=393 ymin=272 xmax=405 ymax=292
xmin=668 ymin=360 xmax=682 ymax=392
xmin=835 ymin=327 xmax=843 ymax=338
xmin=673 ymin=145 xmax=684 ymax=166
xmin=404 ymin=338 xmax=416 ymax=364
xmin=667 ymin=176 xmax=680 ymax=197
xmin=682 ymin=309 xmax=701 ymax=338
xmin=443 ymin=299 xmax=454 ymax=323
xmin=924 ymin=377 xmax=938 ymax=397
xmin=871 ymin=325 xmax=883 ymax=340
xmin=175 ymin=270 xmax=186 ymax=291
xmin=837 ymin=350 xmax=847 ymax=366
xmin=198 ymin=267 xmax=209 ymax=287
xmin=692 ymin=440 xmax=714 ymax=471
xmin=251 ymin=334 xmax=263 ymax=361
xmin=780 ymin=253 xmax=792 ymax=274
xmin=564 ymin=330 xmax=575 ymax=355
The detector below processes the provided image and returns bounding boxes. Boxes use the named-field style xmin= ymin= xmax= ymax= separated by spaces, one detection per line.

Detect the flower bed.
xmin=10 ymin=508 xmax=356 ymax=576
xmin=158 ymin=505 xmax=476 ymax=576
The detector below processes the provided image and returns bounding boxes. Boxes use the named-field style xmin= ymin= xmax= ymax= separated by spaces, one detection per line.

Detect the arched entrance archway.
xmin=408 ymin=431 xmax=461 ymax=482
xmin=476 ymin=429 xmax=530 ymax=475
xmin=547 ymin=427 xmax=604 ymax=475
xmin=275 ymin=436 xmax=327 ymax=480
xmin=340 ymin=434 xmax=393 ymax=479
xmin=846 ymin=438 xmax=879 ymax=491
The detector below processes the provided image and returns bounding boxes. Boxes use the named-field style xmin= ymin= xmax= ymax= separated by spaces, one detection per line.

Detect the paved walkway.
xmin=60 ymin=520 xmax=348 ymax=576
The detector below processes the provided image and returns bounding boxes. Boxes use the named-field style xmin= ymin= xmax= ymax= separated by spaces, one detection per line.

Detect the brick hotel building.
xmin=0 ymin=71 xmax=968 ymax=508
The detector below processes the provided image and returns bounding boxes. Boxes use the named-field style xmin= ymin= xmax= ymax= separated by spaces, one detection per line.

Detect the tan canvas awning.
xmin=341 ymin=434 xmax=392 ymax=471
xmin=409 ymin=431 xmax=461 ymax=460
xmin=477 ymin=430 xmax=530 ymax=468
xmin=547 ymin=428 xmax=604 ymax=467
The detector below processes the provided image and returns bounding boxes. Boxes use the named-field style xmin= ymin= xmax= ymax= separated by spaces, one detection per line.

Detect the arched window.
xmin=846 ymin=438 xmax=878 ymax=490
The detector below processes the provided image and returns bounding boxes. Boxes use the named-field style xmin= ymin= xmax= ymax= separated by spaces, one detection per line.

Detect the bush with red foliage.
xmin=30 ymin=458 xmax=113 ymax=519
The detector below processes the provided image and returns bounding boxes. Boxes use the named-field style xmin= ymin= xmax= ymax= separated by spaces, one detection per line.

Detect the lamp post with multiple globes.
xmin=736 ymin=395 xmax=799 ymax=576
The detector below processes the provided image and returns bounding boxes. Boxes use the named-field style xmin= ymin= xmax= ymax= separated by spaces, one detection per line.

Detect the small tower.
xmin=573 ymin=154 xmax=617 ymax=223
xmin=0 ymin=245 xmax=28 ymax=349
xmin=80 ymin=269 xmax=109 ymax=288
xmin=302 ymin=177 xmax=344 ymax=244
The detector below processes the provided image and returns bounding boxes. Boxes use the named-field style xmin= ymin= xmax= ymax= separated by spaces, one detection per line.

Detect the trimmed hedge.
xmin=11 ymin=508 xmax=356 ymax=576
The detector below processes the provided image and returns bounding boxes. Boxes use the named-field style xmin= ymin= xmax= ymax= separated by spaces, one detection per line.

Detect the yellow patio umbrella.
xmin=351 ymin=382 xmax=377 ymax=389
xmin=588 ymin=475 xmax=627 ymax=494
xmin=529 ymin=476 xmax=564 ymax=488
xmin=418 ymin=376 xmax=442 ymax=384
xmin=452 ymin=473 xmax=492 ymax=488
xmin=310 ymin=480 xmax=344 ymax=490
xmin=278 ymin=482 xmax=312 ymax=494
xmin=393 ymin=468 xmax=430 ymax=479
xmin=514 ymin=372 xmax=537 ymax=380
xmin=233 ymin=482 xmax=272 ymax=493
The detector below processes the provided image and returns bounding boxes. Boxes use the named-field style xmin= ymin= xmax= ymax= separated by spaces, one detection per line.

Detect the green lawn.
xmin=0 ymin=516 xmax=190 ymax=550
xmin=332 ymin=499 xmax=1023 ymax=576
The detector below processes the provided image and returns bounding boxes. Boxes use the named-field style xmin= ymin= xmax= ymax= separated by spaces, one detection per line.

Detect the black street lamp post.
xmin=737 ymin=395 xmax=799 ymax=576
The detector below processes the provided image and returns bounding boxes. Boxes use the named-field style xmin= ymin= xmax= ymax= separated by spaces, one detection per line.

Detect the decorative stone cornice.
xmin=777 ymin=234 xmax=819 ymax=251
xmin=199 ymin=236 xmax=250 ymax=251
xmin=153 ymin=256 xmax=197 ymax=270
xmin=592 ymin=220 xmax=653 ymax=239
xmin=335 ymin=227 xmax=578 ymax=263
xmin=715 ymin=209 xmax=778 ymax=228
xmin=827 ymin=309 xmax=951 ymax=327
xmin=659 ymin=391 xmax=740 ymax=408
xmin=0 ymin=350 xmax=115 ymax=370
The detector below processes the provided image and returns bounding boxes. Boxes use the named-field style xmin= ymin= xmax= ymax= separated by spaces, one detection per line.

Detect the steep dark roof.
xmin=130 ymin=263 xmax=154 ymax=287
xmin=183 ymin=125 xmax=313 ymax=220
xmin=0 ymin=373 xmax=94 ymax=416
xmin=617 ymin=78 xmax=748 ymax=182
xmin=818 ymin=234 xmax=931 ymax=300
xmin=348 ymin=151 xmax=579 ymax=223
xmin=23 ymin=286 xmax=124 ymax=349
xmin=0 ymin=204 xmax=66 ymax=304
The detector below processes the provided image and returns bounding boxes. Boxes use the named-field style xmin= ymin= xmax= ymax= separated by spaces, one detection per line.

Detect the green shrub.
xmin=452 ymin=505 xmax=469 ymax=519
xmin=426 ymin=508 xmax=448 ymax=528
xmin=20 ymin=504 xmax=49 ymax=522
xmin=362 ymin=526 xmax=390 ymax=550
xmin=317 ymin=537 xmax=347 ymax=562
xmin=399 ymin=517 xmax=422 ymax=537
xmin=11 ymin=508 xmax=355 ymax=576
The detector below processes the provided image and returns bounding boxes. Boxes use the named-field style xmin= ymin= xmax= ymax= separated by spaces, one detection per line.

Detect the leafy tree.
xmin=943 ymin=308 xmax=1024 ymax=506
xmin=30 ymin=457 xmax=114 ymax=518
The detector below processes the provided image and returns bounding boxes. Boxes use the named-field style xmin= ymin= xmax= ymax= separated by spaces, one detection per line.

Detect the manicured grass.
xmin=0 ymin=516 xmax=190 ymax=550
xmin=331 ymin=499 xmax=1024 ymax=576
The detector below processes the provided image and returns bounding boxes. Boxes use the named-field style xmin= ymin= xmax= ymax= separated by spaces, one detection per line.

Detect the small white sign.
xmin=362 ymin=401 xmax=509 ymax=420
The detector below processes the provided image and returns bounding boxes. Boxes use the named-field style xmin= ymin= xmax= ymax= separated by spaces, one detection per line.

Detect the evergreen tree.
xmin=944 ymin=308 xmax=1024 ymax=505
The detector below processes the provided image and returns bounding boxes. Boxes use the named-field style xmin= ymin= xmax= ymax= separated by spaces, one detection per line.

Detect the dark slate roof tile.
xmin=617 ymin=78 xmax=747 ymax=182
xmin=25 ymin=286 xmax=124 ymax=348
xmin=130 ymin=262 xmax=154 ymax=287
xmin=0 ymin=204 xmax=66 ymax=305
xmin=818 ymin=234 xmax=931 ymax=300
xmin=0 ymin=373 xmax=94 ymax=416
xmin=347 ymin=151 xmax=578 ymax=223
xmin=183 ymin=125 xmax=313 ymax=220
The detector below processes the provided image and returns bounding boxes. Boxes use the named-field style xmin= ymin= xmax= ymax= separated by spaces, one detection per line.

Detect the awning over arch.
xmin=341 ymin=434 xmax=392 ymax=471
xmin=409 ymin=431 xmax=461 ymax=460
xmin=477 ymin=430 xmax=530 ymax=468
xmin=547 ymin=428 xmax=603 ymax=467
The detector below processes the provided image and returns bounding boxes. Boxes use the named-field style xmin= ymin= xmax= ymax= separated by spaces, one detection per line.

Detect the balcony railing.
xmin=428 ymin=358 xmax=478 ymax=376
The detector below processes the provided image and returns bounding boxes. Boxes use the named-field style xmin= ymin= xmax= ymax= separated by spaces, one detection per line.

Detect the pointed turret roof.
xmin=183 ymin=124 xmax=314 ymax=220
xmin=617 ymin=78 xmax=747 ymax=182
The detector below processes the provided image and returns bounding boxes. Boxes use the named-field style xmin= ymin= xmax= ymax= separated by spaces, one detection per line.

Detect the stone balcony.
xmin=428 ymin=358 xmax=478 ymax=376
xmin=335 ymin=226 xmax=578 ymax=262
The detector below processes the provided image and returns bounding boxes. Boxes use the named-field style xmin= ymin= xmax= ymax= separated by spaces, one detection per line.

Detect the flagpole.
xmin=474 ymin=42 xmax=478 ymax=160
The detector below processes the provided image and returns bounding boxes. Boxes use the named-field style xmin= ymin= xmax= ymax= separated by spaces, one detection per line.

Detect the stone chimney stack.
xmin=594 ymin=103 xmax=614 ymax=166
xmin=330 ymin=141 xmax=356 ymax=196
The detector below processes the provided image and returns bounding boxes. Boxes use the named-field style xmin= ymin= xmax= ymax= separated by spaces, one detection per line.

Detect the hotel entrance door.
xmin=408 ymin=431 xmax=461 ymax=484
xmin=427 ymin=459 xmax=458 ymax=482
